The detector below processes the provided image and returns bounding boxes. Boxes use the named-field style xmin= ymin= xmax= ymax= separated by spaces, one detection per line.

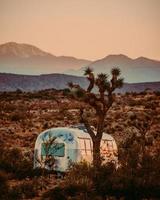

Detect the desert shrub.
xmin=91 ymin=163 xmax=117 ymax=198
xmin=0 ymin=147 xmax=22 ymax=173
xmin=128 ymin=99 xmax=144 ymax=107
xmin=127 ymin=99 xmax=138 ymax=107
xmin=125 ymin=92 xmax=130 ymax=95
xmin=144 ymin=101 xmax=157 ymax=110
xmin=11 ymin=159 xmax=45 ymax=179
xmin=18 ymin=181 xmax=37 ymax=198
xmin=63 ymin=88 xmax=70 ymax=96
xmin=15 ymin=158 xmax=34 ymax=179
xmin=130 ymin=92 xmax=138 ymax=96
xmin=116 ymin=132 xmax=160 ymax=200
xmin=10 ymin=112 xmax=26 ymax=121
xmin=65 ymin=161 xmax=93 ymax=190
xmin=43 ymin=162 xmax=119 ymax=200
xmin=8 ymin=181 xmax=37 ymax=200
xmin=43 ymin=150 xmax=160 ymax=199
xmin=43 ymin=122 xmax=49 ymax=129
xmin=3 ymin=103 xmax=17 ymax=112
xmin=11 ymin=114 xmax=21 ymax=121
xmin=8 ymin=186 xmax=22 ymax=200
xmin=155 ymin=90 xmax=160 ymax=96
xmin=0 ymin=146 xmax=45 ymax=180
xmin=139 ymin=91 xmax=147 ymax=95
xmin=43 ymin=185 xmax=100 ymax=200
xmin=0 ymin=172 xmax=9 ymax=200
xmin=42 ymin=186 xmax=67 ymax=200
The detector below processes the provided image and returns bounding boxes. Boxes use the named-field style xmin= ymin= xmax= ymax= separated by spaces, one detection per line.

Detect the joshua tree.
xmin=68 ymin=67 xmax=124 ymax=167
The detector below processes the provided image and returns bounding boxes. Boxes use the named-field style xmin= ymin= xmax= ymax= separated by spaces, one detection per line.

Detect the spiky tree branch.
xmin=84 ymin=67 xmax=95 ymax=92
xmin=80 ymin=108 xmax=96 ymax=140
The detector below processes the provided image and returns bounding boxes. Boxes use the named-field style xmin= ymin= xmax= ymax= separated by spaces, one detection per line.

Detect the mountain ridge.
xmin=0 ymin=42 xmax=91 ymax=74
xmin=0 ymin=42 xmax=92 ymax=62
xmin=66 ymin=54 xmax=160 ymax=83
xmin=0 ymin=42 xmax=52 ymax=57
xmin=0 ymin=42 xmax=160 ymax=83
xmin=0 ymin=72 xmax=160 ymax=93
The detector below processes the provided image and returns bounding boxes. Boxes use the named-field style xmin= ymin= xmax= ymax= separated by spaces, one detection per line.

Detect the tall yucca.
xmin=95 ymin=73 xmax=109 ymax=93
xmin=67 ymin=67 xmax=124 ymax=168
xmin=111 ymin=67 xmax=121 ymax=76
xmin=111 ymin=67 xmax=122 ymax=88
xmin=84 ymin=67 xmax=93 ymax=76
xmin=97 ymin=73 xmax=108 ymax=81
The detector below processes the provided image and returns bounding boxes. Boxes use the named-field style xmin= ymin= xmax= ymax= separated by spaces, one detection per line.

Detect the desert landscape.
xmin=0 ymin=88 xmax=160 ymax=199
xmin=1 ymin=0 xmax=160 ymax=199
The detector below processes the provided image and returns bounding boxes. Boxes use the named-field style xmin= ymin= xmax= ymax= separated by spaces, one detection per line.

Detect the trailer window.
xmin=78 ymin=138 xmax=92 ymax=155
xmin=41 ymin=143 xmax=65 ymax=157
xmin=101 ymin=140 xmax=113 ymax=153
xmin=79 ymin=138 xmax=86 ymax=155
xmin=85 ymin=139 xmax=92 ymax=155
xmin=107 ymin=141 xmax=113 ymax=151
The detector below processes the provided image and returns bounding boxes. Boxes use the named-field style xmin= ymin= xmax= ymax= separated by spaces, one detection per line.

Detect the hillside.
xmin=0 ymin=42 xmax=91 ymax=74
xmin=0 ymin=73 xmax=160 ymax=93
xmin=0 ymin=73 xmax=88 ymax=91
xmin=66 ymin=54 xmax=160 ymax=83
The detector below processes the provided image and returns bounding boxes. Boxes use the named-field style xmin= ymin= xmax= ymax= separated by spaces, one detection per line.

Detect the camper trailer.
xmin=34 ymin=125 xmax=118 ymax=172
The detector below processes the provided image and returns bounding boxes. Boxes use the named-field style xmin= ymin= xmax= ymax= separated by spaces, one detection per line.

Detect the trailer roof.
xmin=36 ymin=127 xmax=114 ymax=143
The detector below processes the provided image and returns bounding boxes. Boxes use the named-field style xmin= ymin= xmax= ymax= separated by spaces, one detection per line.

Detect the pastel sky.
xmin=0 ymin=0 xmax=160 ymax=60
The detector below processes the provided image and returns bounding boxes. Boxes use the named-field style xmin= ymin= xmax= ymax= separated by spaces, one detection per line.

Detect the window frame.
xmin=78 ymin=137 xmax=92 ymax=155
xmin=41 ymin=142 xmax=65 ymax=157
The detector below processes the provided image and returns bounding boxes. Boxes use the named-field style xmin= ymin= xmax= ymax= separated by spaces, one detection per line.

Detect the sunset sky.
xmin=0 ymin=0 xmax=160 ymax=61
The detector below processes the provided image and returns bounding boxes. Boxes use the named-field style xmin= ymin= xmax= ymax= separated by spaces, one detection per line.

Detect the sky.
xmin=0 ymin=0 xmax=160 ymax=61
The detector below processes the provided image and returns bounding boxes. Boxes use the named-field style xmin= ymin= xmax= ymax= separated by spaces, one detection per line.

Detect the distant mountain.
xmin=0 ymin=73 xmax=160 ymax=93
xmin=65 ymin=54 xmax=160 ymax=83
xmin=0 ymin=42 xmax=160 ymax=83
xmin=0 ymin=73 xmax=88 ymax=91
xmin=0 ymin=42 xmax=91 ymax=74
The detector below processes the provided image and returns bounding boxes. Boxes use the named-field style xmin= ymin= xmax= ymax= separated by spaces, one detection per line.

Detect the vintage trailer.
xmin=34 ymin=126 xmax=118 ymax=172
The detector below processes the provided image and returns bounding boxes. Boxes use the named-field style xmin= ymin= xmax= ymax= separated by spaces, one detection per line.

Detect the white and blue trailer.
xmin=34 ymin=126 xmax=118 ymax=172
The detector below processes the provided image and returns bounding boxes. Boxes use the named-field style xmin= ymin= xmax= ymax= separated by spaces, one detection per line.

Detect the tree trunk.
xmin=92 ymin=114 xmax=105 ymax=168
xmin=92 ymin=138 xmax=101 ymax=168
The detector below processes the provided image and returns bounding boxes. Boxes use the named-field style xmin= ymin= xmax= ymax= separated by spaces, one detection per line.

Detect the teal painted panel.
xmin=67 ymin=149 xmax=79 ymax=162
xmin=41 ymin=143 xmax=65 ymax=157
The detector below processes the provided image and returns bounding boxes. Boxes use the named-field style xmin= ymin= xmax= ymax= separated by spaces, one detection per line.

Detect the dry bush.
xmin=0 ymin=146 xmax=43 ymax=180
xmin=8 ymin=180 xmax=38 ymax=200
xmin=0 ymin=171 xmax=9 ymax=199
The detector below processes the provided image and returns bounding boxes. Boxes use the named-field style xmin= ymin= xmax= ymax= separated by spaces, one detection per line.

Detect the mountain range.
xmin=0 ymin=73 xmax=160 ymax=93
xmin=65 ymin=54 xmax=160 ymax=83
xmin=0 ymin=42 xmax=160 ymax=83
xmin=0 ymin=73 xmax=88 ymax=92
xmin=0 ymin=41 xmax=160 ymax=92
xmin=0 ymin=42 xmax=91 ymax=75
